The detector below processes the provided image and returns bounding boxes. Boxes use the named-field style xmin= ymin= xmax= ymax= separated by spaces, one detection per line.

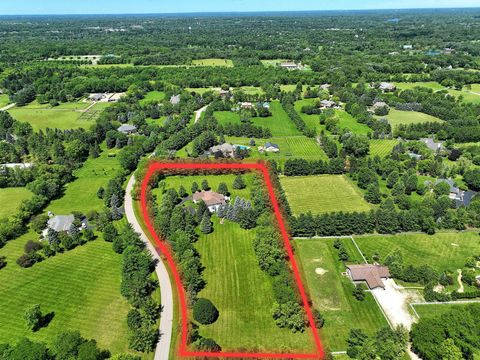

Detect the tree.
xmin=24 ymin=304 xmax=43 ymax=331
xmin=464 ymin=169 xmax=480 ymax=191
xmin=233 ymin=175 xmax=246 ymax=189
xmin=201 ymin=179 xmax=210 ymax=191
xmin=352 ymin=285 xmax=365 ymax=301
xmin=439 ymin=339 xmax=462 ymax=360
xmin=200 ymin=212 xmax=212 ymax=234
xmin=312 ymin=309 xmax=325 ymax=328
xmin=365 ymin=183 xmax=381 ymax=204
xmin=193 ymin=298 xmax=219 ymax=325
xmin=238 ymin=209 xmax=257 ymax=229
xmin=217 ymin=182 xmax=229 ymax=196
xmin=191 ymin=182 xmax=199 ymax=193
xmin=31 ymin=214 xmax=49 ymax=234
xmin=178 ymin=185 xmax=188 ymax=198
xmin=6 ymin=338 xmax=49 ymax=360
xmin=196 ymin=337 xmax=221 ymax=352
xmin=51 ymin=330 xmax=84 ymax=360
xmin=271 ymin=301 xmax=307 ymax=333
xmin=103 ymin=223 xmax=118 ymax=243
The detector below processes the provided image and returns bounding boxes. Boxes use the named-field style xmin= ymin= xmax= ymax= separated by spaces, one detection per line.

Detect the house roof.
xmin=47 ymin=215 xmax=75 ymax=232
xmin=320 ymin=100 xmax=336 ymax=107
xmin=117 ymin=124 xmax=137 ymax=133
xmin=192 ymin=191 xmax=226 ymax=207
xmin=265 ymin=142 xmax=279 ymax=149
xmin=347 ymin=264 xmax=390 ymax=289
xmin=210 ymin=143 xmax=234 ymax=154
xmin=89 ymin=93 xmax=105 ymax=101
xmin=421 ymin=138 xmax=443 ymax=151
xmin=373 ymin=101 xmax=388 ymax=108
xmin=456 ymin=191 xmax=477 ymax=207
xmin=379 ymin=82 xmax=396 ymax=91
xmin=170 ymin=94 xmax=181 ymax=105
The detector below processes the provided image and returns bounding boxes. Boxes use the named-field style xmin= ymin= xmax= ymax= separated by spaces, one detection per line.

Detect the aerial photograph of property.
xmin=1 ymin=0 xmax=480 ymax=359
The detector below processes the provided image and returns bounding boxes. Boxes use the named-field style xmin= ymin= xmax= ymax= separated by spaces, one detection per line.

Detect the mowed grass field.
xmin=0 ymin=94 xmax=10 ymax=108
xmin=280 ymin=175 xmax=372 ymax=215
xmin=394 ymin=82 xmax=446 ymax=91
xmin=382 ymin=109 xmax=443 ymax=128
xmin=295 ymin=238 xmax=388 ymax=351
xmin=354 ymin=232 xmax=480 ymax=273
xmin=294 ymin=99 xmax=324 ymax=132
xmin=369 ymin=139 xmax=399 ymax=157
xmin=8 ymin=100 xmax=110 ymax=131
xmin=0 ymin=230 xmax=131 ymax=355
xmin=395 ymin=81 xmax=480 ymax=104
xmin=191 ymin=59 xmax=234 ymax=67
xmin=48 ymin=145 xmax=121 ymax=214
xmin=140 ymin=91 xmax=166 ymax=104
xmin=0 ymin=187 xmax=32 ymax=219
xmin=195 ymin=219 xmax=315 ymax=353
xmin=412 ymin=303 xmax=473 ymax=319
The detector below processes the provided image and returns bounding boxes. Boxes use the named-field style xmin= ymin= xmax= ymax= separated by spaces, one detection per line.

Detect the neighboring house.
xmin=372 ymin=101 xmax=389 ymax=110
xmin=259 ymin=142 xmax=280 ymax=153
xmin=209 ymin=143 xmax=235 ymax=157
xmin=117 ymin=124 xmax=137 ymax=135
xmin=347 ymin=264 xmax=391 ymax=290
xmin=258 ymin=102 xmax=270 ymax=109
xmin=407 ymin=152 xmax=422 ymax=160
xmin=320 ymin=100 xmax=337 ymax=109
xmin=427 ymin=178 xmax=477 ymax=207
xmin=89 ymin=93 xmax=106 ymax=102
xmin=403 ymin=45 xmax=413 ymax=50
xmin=443 ymin=48 xmax=455 ymax=55
xmin=279 ymin=61 xmax=302 ymax=70
xmin=320 ymin=84 xmax=331 ymax=91
xmin=1 ymin=163 xmax=33 ymax=169
xmin=192 ymin=190 xmax=229 ymax=213
xmin=240 ymin=102 xmax=254 ymax=109
xmin=219 ymin=89 xmax=230 ymax=99
xmin=379 ymin=82 xmax=397 ymax=92
xmin=42 ymin=215 xmax=75 ymax=237
xmin=170 ymin=94 xmax=181 ymax=105
xmin=421 ymin=138 xmax=443 ymax=152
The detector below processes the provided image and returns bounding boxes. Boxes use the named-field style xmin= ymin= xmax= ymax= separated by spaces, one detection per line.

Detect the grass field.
xmin=0 ymin=230 xmax=131 ymax=355
xmin=354 ymin=232 xmax=480 ymax=273
xmin=140 ymin=91 xmax=166 ymax=104
xmin=394 ymin=82 xmax=445 ymax=91
xmin=47 ymin=145 xmax=121 ymax=215
xmin=382 ymin=109 xmax=443 ymax=128
xmin=0 ymin=187 xmax=32 ymax=219
xmin=191 ymin=59 xmax=233 ymax=67
xmin=369 ymin=139 xmax=399 ymax=157
xmin=295 ymin=238 xmax=388 ymax=351
xmin=260 ymin=59 xmax=289 ymax=67
xmin=294 ymin=99 xmax=324 ymax=132
xmin=185 ymin=87 xmax=217 ymax=95
xmin=412 ymin=303 xmax=472 ymax=319
xmin=195 ymin=218 xmax=315 ymax=352
xmin=0 ymin=94 xmax=10 ymax=108
xmin=8 ymin=100 xmax=110 ymax=131
xmin=395 ymin=82 xmax=480 ymax=104
xmin=280 ymin=175 xmax=372 ymax=215
xmin=335 ymin=110 xmax=371 ymax=135
xmin=447 ymin=88 xmax=480 ymax=104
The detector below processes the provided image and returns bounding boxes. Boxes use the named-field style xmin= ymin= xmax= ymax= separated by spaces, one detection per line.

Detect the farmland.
xmin=8 ymin=100 xmax=111 ymax=131
xmin=0 ymin=187 xmax=32 ymax=219
xmin=280 ymin=175 xmax=372 ymax=215
xmin=295 ymin=238 xmax=388 ymax=351
xmin=354 ymin=232 xmax=480 ymax=273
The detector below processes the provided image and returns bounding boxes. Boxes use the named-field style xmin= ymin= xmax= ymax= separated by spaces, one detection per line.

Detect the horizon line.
xmin=0 ymin=6 xmax=479 ymax=17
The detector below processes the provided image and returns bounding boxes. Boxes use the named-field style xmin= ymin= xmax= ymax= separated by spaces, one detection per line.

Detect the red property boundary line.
xmin=140 ymin=161 xmax=325 ymax=359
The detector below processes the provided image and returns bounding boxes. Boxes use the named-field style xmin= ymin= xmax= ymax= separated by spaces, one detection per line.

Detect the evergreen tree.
xmin=365 ymin=183 xmax=381 ymax=204
xmin=232 ymin=175 xmax=246 ymax=189
xmin=217 ymin=183 xmax=229 ymax=196
xmin=191 ymin=182 xmax=199 ymax=193
xmin=200 ymin=212 xmax=212 ymax=234
xmin=196 ymin=201 xmax=208 ymax=223
xmin=201 ymin=179 xmax=210 ymax=191
xmin=178 ymin=185 xmax=188 ymax=198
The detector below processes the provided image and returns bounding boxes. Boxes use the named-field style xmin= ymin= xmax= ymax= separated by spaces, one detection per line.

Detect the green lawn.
xmin=196 ymin=219 xmax=315 ymax=352
xmin=185 ymin=87 xmax=217 ymax=95
xmin=294 ymin=99 xmax=324 ymax=132
xmin=295 ymin=238 xmax=388 ymax=351
xmin=191 ymin=59 xmax=233 ymax=67
xmin=8 ymin=100 xmax=110 ymax=131
xmin=0 ymin=94 xmax=10 ymax=108
xmin=382 ymin=109 xmax=443 ymax=128
xmin=280 ymin=175 xmax=372 ymax=215
xmin=0 ymin=231 xmax=131 ymax=355
xmin=354 ymin=232 xmax=480 ymax=273
xmin=369 ymin=139 xmax=399 ymax=157
xmin=238 ymin=86 xmax=265 ymax=95
xmin=394 ymin=82 xmax=445 ymax=92
xmin=0 ymin=187 xmax=32 ymax=219
xmin=47 ymin=145 xmax=121 ymax=215
xmin=447 ymin=88 xmax=480 ymax=104
xmin=260 ymin=59 xmax=289 ymax=67
xmin=140 ymin=91 xmax=166 ymax=104
xmin=412 ymin=303 xmax=472 ymax=319
xmin=335 ymin=110 xmax=371 ymax=135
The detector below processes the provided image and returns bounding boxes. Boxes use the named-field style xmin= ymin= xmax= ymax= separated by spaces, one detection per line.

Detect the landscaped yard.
xmin=369 ymin=139 xmax=399 ymax=157
xmin=0 ymin=231 xmax=132 ymax=356
xmin=295 ymin=238 xmax=388 ymax=351
xmin=382 ymin=109 xmax=443 ymax=128
xmin=354 ymin=232 xmax=480 ymax=273
xmin=191 ymin=59 xmax=233 ymax=67
xmin=0 ymin=187 xmax=32 ymax=219
xmin=394 ymin=82 xmax=446 ymax=92
xmin=47 ymin=145 xmax=121 ymax=214
xmin=8 ymin=100 xmax=110 ymax=131
xmin=280 ymin=175 xmax=373 ymax=215
xmin=140 ymin=91 xmax=166 ymax=104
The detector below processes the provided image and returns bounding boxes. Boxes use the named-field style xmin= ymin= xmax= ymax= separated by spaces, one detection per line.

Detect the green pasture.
xmin=191 ymin=59 xmax=233 ymax=67
xmin=0 ymin=94 xmax=10 ymax=108
xmin=140 ymin=91 xmax=166 ymax=104
xmin=412 ymin=303 xmax=472 ymax=319
xmin=0 ymin=187 xmax=32 ymax=219
xmin=394 ymin=82 xmax=445 ymax=92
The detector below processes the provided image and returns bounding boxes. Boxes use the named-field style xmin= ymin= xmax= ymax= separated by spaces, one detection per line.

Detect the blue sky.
xmin=0 ymin=0 xmax=478 ymax=15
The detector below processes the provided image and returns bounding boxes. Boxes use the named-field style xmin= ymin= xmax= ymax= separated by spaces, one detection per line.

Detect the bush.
xmin=193 ymin=298 xmax=219 ymax=325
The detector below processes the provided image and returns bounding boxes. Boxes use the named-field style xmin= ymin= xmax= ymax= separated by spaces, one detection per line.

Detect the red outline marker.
xmin=140 ymin=162 xmax=325 ymax=359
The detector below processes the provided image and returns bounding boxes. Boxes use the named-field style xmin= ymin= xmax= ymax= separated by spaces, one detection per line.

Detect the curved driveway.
xmin=125 ymin=175 xmax=174 ymax=360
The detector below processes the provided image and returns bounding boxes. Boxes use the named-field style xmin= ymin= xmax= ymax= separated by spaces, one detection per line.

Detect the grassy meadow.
xmin=140 ymin=91 xmax=166 ymax=104
xmin=369 ymin=139 xmax=399 ymax=157
xmin=382 ymin=109 xmax=443 ymax=128
xmin=0 ymin=94 xmax=10 ymax=108
xmin=0 ymin=187 xmax=32 ymax=219
xmin=191 ymin=59 xmax=234 ymax=67
xmin=295 ymin=238 xmax=388 ymax=351
xmin=280 ymin=175 xmax=372 ymax=215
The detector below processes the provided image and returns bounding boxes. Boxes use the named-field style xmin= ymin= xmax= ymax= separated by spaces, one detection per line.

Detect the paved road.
xmin=194 ymin=105 xmax=208 ymax=123
xmin=125 ymin=175 xmax=174 ymax=360
xmin=0 ymin=103 xmax=15 ymax=111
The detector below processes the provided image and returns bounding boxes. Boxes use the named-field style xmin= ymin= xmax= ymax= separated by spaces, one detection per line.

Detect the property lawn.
xmin=354 ymin=232 xmax=480 ymax=274
xmin=140 ymin=91 xmax=166 ymax=104
xmin=294 ymin=99 xmax=324 ymax=132
xmin=335 ymin=110 xmax=371 ymax=135
xmin=369 ymin=139 xmax=399 ymax=157
xmin=412 ymin=303 xmax=472 ymax=319
xmin=394 ymin=82 xmax=445 ymax=92
xmin=185 ymin=87 xmax=217 ymax=95
xmin=195 ymin=218 xmax=315 ymax=352
xmin=0 ymin=187 xmax=32 ymax=219
xmin=47 ymin=145 xmax=121 ymax=215
xmin=295 ymin=238 xmax=388 ymax=351
xmin=0 ymin=94 xmax=10 ymax=108
xmin=260 ymin=59 xmax=289 ymax=67
xmin=238 ymin=86 xmax=265 ymax=95
xmin=280 ymin=175 xmax=372 ymax=215
xmin=0 ymin=231 xmax=131 ymax=355
xmin=8 ymin=100 xmax=109 ymax=131
xmin=191 ymin=59 xmax=233 ymax=67
xmin=382 ymin=109 xmax=443 ymax=128
xmin=447 ymin=88 xmax=480 ymax=104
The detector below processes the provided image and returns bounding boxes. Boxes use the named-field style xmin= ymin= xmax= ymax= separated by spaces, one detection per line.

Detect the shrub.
xmin=193 ymin=298 xmax=219 ymax=325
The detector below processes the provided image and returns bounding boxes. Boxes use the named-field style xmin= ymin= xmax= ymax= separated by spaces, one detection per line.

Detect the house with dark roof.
xmin=426 ymin=178 xmax=477 ymax=207
xmin=192 ymin=190 xmax=228 ymax=213
xmin=89 ymin=93 xmax=106 ymax=102
xmin=258 ymin=142 xmax=280 ymax=153
xmin=421 ymin=138 xmax=443 ymax=152
xmin=347 ymin=264 xmax=391 ymax=289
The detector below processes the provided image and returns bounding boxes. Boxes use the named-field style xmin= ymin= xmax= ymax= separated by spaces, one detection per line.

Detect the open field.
xmin=447 ymin=88 xmax=480 ymax=104
xmin=0 ymin=94 xmax=10 ymax=108
xmin=354 ymin=232 xmax=480 ymax=273
xmin=412 ymin=303 xmax=473 ymax=319
xmin=0 ymin=187 xmax=32 ymax=219
xmin=260 ymin=59 xmax=289 ymax=67
xmin=8 ymin=100 xmax=110 ymax=131
xmin=295 ymin=238 xmax=388 ymax=351
xmin=395 ymin=82 xmax=480 ymax=104
xmin=294 ymin=99 xmax=324 ymax=132
xmin=0 ymin=231 xmax=131 ymax=355
xmin=47 ymin=145 xmax=121 ymax=215
xmin=191 ymin=59 xmax=233 ymax=67
xmin=140 ymin=91 xmax=166 ymax=104
xmin=196 ymin=218 xmax=315 ymax=352
xmin=369 ymin=139 xmax=399 ymax=157
xmin=185 ymin=87 xmax=217 ymax=95
xmin=335 ymin=110 xmax=371 ymax=135
xmin=383 ymin=109 xmax=443 ymax=128
xmin=280 ymin=175 xmax=372 ymax=215
xmin=394 ymin=82 xmax=445 ymax=92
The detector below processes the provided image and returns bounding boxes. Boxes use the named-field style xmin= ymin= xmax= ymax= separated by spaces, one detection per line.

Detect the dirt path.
xmin=457 ymin=269 xmax=464 ymax=293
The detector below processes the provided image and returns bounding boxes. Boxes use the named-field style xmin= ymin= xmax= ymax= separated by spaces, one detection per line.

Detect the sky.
xmin=0 ymin=0 xmax=478 ymax=15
